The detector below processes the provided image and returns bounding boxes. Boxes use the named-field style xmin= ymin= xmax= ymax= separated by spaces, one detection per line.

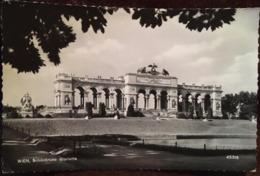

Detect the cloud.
xmin=198 ymin=51 xmax=257 ymax=94
xmin=188 ymin=57 xmax=213 ymax=67
xmin=70 ymin=38 xmax=125 ymax=57
xmin=156 ymin=38 xmax=224 ymax=60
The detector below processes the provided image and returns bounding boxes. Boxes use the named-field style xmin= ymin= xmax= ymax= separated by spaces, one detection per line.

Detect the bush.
xmin=196 ymin=106 xmax=203 ymax=119
xmin=99 ymin=103 xmax=106 ymax=116
xmin=7 ymin=110 xmax=20 ymax=118
xmin=45 ymin=114 xmax=52 ymax=118
xmin=187 ymin=105 xmax=194 ymax=118
xmin=85 ymin=102 xmax=94 ymax=118
xmin=127 ymin=104 xmax=135 ymax=117
xmin=207 ymin=107 xmax=213 ymax=119
xmin=177 ymin=112 xmax=187 ymax=119
xmin=35 ymin=113 xmax=44 ymax=118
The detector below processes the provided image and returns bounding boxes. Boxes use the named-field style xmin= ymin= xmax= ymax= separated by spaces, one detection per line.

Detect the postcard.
xmin=1 ymin=1 xmax=258 ymax=174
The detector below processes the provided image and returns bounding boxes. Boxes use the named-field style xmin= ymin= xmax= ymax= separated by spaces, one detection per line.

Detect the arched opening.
xmin=178 ymin=93 xmax=183 ymax=112
xmin=89 ymin=87 xmax=97 ymax=109
xmin=115 ymin=89 xmax=122 ymax=109
xmin=204 ymin=94 xmax=211 ymax=113
xmin=161 ymin=91 xmax=168 ymax=110
xmin=195 ymin=94 xmax=202 ymax=117
xmin=103 ymin=88 xmax=110 ymax=109
xmin=74 ymin=86 xmax=84 ymax=109
xmin=185 ymin=93 xmax=192 ymax=112
xmin=149 ymin=90 xmax=157 ymax=109
xmin=137 ymin=89 xmax=146 ymax=109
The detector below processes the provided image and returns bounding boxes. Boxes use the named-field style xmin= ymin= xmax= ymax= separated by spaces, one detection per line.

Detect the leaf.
xmin=123 ymin=7 xmax=130 ymax=14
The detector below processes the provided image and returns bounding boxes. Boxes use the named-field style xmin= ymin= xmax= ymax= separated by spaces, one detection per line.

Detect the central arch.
xmin=161 ymin=91 xmax=168 ymax=110
xmin=204 ymin=94 xmax=211 ymax=113
xmin=149 ymin=90 xmax=157 ymax=109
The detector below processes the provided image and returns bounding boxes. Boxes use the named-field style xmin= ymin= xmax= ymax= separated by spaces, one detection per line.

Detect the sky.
xmin=2 ymin=8 xmax=259 ymax=107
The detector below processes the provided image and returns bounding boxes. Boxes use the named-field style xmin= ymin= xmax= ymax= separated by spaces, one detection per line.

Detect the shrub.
xmin=187 ymin=105 xmax=194 ymax=118
xmin=85 ymin=102 xmax=94 ymax=117
xmin=127 ymin=104 xmax=134 ymax=117
xmin=207 ymin=107 xmax=213 ymax=119
xmin=99 ymin=102 xmax=106 ymax=116
xmin=177 ymin=112 xmax=187 ymax=119
xmin=35 ymin=113 xmax=44 ymax=118
xmin=45 ymin=114 xmax=52 ymax=118
xmin=7 ymin=110 xmax=19 ymax=118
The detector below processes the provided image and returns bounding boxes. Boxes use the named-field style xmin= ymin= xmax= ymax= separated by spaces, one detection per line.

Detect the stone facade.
xmin=53 ymin=72 xmax=222 ymax=117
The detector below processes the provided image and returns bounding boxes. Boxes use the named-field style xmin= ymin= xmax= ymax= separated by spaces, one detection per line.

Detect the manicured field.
xmin=3 ymin=117 xmax=256 ymax=137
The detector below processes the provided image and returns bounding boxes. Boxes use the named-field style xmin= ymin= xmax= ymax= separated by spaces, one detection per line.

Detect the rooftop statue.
xmin=137 ymin=63 xmax=169 ymax=76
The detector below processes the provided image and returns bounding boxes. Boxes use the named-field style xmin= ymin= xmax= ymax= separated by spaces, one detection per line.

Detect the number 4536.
xmin=226 ymin=155 xmax=239 ymax=159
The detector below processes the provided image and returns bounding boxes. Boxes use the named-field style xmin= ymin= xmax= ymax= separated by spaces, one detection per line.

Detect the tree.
xmin=222 ymin=91 xmax=257 ymax=119
xmin=3 ymin=2 xmax=236 ymax=73
xmin=2 ymin=105 xmax=17 ymax=113
xmin=99 ymin=102 xmax=106 ymax=116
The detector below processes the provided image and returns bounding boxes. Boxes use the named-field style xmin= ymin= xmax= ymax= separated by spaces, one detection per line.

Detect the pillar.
xmin=71 ymin=91 xmax=75 ymax=107
xmin=192 ymin=98 xmax=196 ymax=116
xmin=136 ymin=94 xmax=139 ymax=109
xmin=55 ymin=96 xmax=57 ymax=107
xmin=109 ymin=93 xmax=114 ymax=109
xmin=201 ymin=98 xmax=205 ymax=116
xmin=83 ymin=92 xmax=88 ymax=109
xmin=60 ymin=92 xmax=64 ymax=107
xmin=97 ymin=92 xmax=102 ymax=108
xmin=122 ymin=94 xmax=125 ymax=109
xmin=156 ymin=95 xmax=161 ymax=110
xmin=167 ymin=96 xmax=171 ymax=110
xmin=146 ymin=94 xmax=149 ymax=109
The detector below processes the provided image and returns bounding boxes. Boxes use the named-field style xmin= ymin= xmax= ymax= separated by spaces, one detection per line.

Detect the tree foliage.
xmin=3 ymin=2 xmax=236 ymax=73
xmin=221 ymin=91 xmax=257 ymax=119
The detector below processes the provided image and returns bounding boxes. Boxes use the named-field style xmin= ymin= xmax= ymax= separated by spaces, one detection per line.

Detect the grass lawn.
xmin=3 ymin=117 xmax=256 ymax=137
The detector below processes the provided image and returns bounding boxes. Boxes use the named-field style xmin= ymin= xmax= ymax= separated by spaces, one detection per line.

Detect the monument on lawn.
xmin=20 ymin=93 xmax=34 ymax=117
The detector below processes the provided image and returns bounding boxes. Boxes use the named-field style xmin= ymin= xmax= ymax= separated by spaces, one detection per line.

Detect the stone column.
xmin=156 ymin=95 xmax=161 ymax=110
xmin=97 ymin=92 xmax=102 ymax=108
xmin=122 ymin=94 xmax=125 ymax=109
xmin=55 ymin=96 xmax=57 ymax=107
xmin=57 ymin=95 xmax=61 ymax=107
xmin=83 ymin=92 xmax=88 ymax=109
xmin=146 ymin=94 xmax=150 ymax=109
xmin=192 ymin=98 xmax=196 ymax=116
xmin=80 ymin=92 xmax=84 ymax=108
xmin=167 ymin=96 xmax=171 ymax=110
xmin=71 ymin=91 xmax=75 ymax=107
xmin=201 ymin=98 xmax=205 ymax=116
xmin=182 ymin=97 xmax=186 ymax=113
xmin=136 ymin=95 xmax=139 ymax=109
xmin=60 ymin=92 xmax=65 ymax=107
xmin=109 ymin=93 xmax=114 ymax=109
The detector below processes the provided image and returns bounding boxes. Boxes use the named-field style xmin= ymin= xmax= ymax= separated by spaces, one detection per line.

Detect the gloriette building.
xmin=53 ymin=64 xmax=222 ymax=117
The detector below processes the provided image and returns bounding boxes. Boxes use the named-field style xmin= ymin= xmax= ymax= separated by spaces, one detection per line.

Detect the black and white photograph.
xmin=2 ymin=1 xmax=259 ymax=174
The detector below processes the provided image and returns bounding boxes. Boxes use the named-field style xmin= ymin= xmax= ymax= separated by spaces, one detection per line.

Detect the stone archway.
xmin=102 ymin=88 xmax=110 ymax=109
xmin=204 ymin=94 xmax=211 ymax=113
xmin=137 ymin=89 xmax=146 ymax=109
xmin=149 ymin=90 xmax=157 ymax=109
xmin=74 ymin=86 xmax=85 ymax=109
xmin=115 ymin=89 xmax=122 ymax=109
xmin=88 ymin=87 xmax=97 ymax=109
xmin=161 ymin=91 xmax=168 ymax=110
xmin=195 ymin=94 xmax=202 ymax=118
